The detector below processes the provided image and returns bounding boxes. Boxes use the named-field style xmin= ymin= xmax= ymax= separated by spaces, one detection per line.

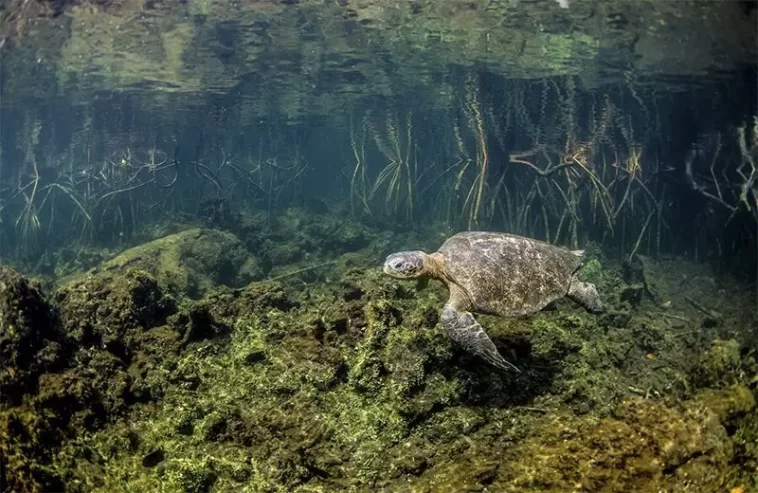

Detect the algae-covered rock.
xmin=502 ymin=397 xmax=735 ymax=492
xmin=695 ymin=339 xmax=742 ymax=388
xmin=0 ymin=406 xmax=68 ymax=492
xmin=0 ymin=259 xmax=247 ymax=493
xmin=696 ymin=385 xmax=756 ymax=424
xmin=94 ymin=228 xmax=259 ymax=298
xmin=0 ymin=266 xmax=64 ymax=404
xmin=3 ymin=204 xmax=757 ymax=493
xmin=56 ymin=269 xmax=176 ymax=358
xmin=1 ymin=267 xmax=179 ymax=492
xmin=161 ymin=457 xmax=218 ymax=493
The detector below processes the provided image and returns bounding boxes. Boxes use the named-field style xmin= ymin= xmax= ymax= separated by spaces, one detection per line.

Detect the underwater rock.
xmin=1 ymin=264 xmax=208 ymax=492
xmin=502 ymin=396 xmax=737 ymax=492
xmin=0 ymin=266 xmax=65 ymax=405
xmin=170 ymin=302 xmax=231 ymax=347
xmin=231 ymin=281 xmax=300 ymax=315
xmin=237 ymin=257 xmax=265 ymax=284
xmin=264 ymin=240 xmax=304 ymax=265
xmin=242 ymin=348 xmax=266 ymax=365
xmin=577 ymin=258 xmax=604 ymax=286
xmin=254 ymin=209 xmax=376 ymax=273
xmin=3 ymin=208 xmax=755 ymax=492
xmin=307 ymin=220 xmax=371 ymax=252
xmin=347 ymin=299 xmax=400 ymax=394
xmin=526 ymin=316 xmax=583 ymax=362
xmin=695 ymin=385 xmax=756 ymax=424
xmin=694 ymin=339 xmax=743 ymax=388
xmin=0 ymin=266 xmax=175 ymax=492
xmin=16 ymin=240 xmax=754 ymax=492
xmin=598 ymin=308 xmax=632 ymax=328
xmin=34 ymin=353 xmax=130 ymax=430
xmin=337 ymin=272 xmax=364 ymax=301
xmin=0 ymin=407 xmax=67 ymax=492
xmin=56 ymin=269 xmax=176 ymax=360
xmin=165 ymin=459 xmax=218 ymax=493
xmin=390 ymin=443 xmax=429 ymax=477
xmin=94 ymin=228 xmax=260 ymax=298
xmin=51 ymin=246 xmax=112 ymax=280
xmin=0 ymin=268 xmax=68 ymax=490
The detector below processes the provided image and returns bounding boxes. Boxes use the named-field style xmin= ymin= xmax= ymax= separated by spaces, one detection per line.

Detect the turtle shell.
xmin=437 ymin=231 xmax=582 ymax=317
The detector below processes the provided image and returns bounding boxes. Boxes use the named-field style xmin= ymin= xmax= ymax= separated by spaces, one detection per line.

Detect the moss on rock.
xmin=2 ymin=210 xmax=756 ymax=492
xmin=0 ymin=266 xmax=64 ymax=405
xmin=76 ymin=228 xmax=259 ymax=299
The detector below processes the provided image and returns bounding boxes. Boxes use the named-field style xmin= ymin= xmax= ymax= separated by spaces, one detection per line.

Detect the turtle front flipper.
xmin=567 ymin=277 xmax=604 ymax=313
xmin=441 ymin=303 xmax=520 ymax=372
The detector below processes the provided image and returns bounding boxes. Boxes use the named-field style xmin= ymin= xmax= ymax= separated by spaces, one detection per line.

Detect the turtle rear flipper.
xmin=441 ymin=303 xmax=520 ymax=372
xmin=568 ymin=278 xmax=604 ymax=313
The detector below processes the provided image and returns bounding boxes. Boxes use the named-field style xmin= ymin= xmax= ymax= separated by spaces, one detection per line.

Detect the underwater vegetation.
xmin=1 ymin=207 xmax=756 ymax=492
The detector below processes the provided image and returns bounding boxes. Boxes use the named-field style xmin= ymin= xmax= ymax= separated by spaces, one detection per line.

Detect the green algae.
xmin=499 ymin=389 xmax=752 ymax=492
xmin=1 ymin=209 xmax=757 ymax=492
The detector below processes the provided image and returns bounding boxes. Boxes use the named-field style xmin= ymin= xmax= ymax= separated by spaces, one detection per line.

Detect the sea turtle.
xmin=382 ymin=231 xmax=604 ymax=372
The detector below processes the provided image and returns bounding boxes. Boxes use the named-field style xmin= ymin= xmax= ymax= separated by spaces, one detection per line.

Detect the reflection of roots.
xmin=506 ymin=138 xmax=657 ymax=250
xmin=348 ymin=76 xmax=655 ymax=241
xmin=15 ymin=163 xmax=41 ymax=253
xmin=469 ymin=85 xmax=488 ymax=229
xmin=686 ymin=116 xmax=758 ymax=304
xmin=349 ymin=116 xmax=370 ymax=215
xmin=687 ymin=116 xmax=758 ymax=218
xmin=365 ymin=110 xmax=415 ymax=220
xmin=461 ymin=76 xmax=490 ymax=229
xmin=5 ymin=144 xmax=189 ymax=250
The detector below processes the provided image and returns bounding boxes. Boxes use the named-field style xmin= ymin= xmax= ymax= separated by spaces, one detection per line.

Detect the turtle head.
xmin=383 ymin=251 xmax=427 ymax=279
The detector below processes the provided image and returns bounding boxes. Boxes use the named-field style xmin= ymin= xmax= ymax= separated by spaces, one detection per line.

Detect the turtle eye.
xmin=392 ymin=260 xmax=405 ymax=270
